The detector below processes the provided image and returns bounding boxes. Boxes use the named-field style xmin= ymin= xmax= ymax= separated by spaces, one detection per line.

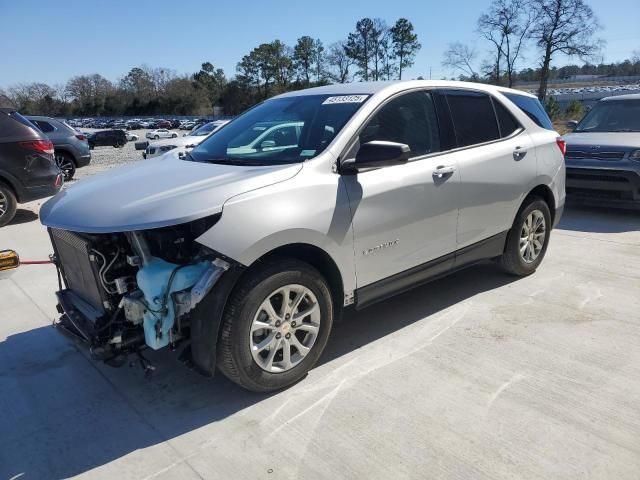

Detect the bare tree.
xmin=529 ymin=0 xmax=603 ymax=100
xmin=442 ymin=42 xmax=479 ymax=79
xmin=327 ymin=41 xmax=354 ymax=83
xmin=478 ymin=0 xmax=533 ymax=87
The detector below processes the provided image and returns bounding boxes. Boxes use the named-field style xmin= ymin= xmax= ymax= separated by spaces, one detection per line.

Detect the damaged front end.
xmin=49 ymin=215 xmax=237 ymax=372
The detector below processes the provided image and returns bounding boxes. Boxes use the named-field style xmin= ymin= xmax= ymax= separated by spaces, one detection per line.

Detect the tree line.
xmin=0 ymin=17 xmax=420 ymax=118
xmin=441 ymin=0 xmax=638 ymax=100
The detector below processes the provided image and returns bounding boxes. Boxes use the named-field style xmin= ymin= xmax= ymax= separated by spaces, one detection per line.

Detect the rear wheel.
xmin=500 ymin=196 xmax=551 ymax=276
xmin=171 ymin=133 xmax=177 ymax=138
xmin=218 ymin=258 xmax=334 ymax=392
xmin=0 ymin=183 xmax=17 ymax=227
xmin=55 ymin=151 xmax=76 ymax=181
xmin=154 ymin=135 xmax=160 ymax=140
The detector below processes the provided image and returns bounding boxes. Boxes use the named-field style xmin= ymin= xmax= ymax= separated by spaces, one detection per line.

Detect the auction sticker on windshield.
xmin=322 ymin=95 xmax=369 ymax=105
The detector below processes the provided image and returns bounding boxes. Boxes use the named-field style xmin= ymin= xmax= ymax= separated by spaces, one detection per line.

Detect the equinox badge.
xmin=362 ymin=239 xmax=399 ymax=256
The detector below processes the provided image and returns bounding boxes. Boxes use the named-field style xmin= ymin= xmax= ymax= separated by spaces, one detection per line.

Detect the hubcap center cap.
xmin=281 ymin=322 xmax=291 ymax=334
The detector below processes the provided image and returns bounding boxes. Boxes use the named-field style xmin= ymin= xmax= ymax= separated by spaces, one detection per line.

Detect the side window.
xmin=360 ymin=90 xmax=440 ymax=157
xmin=445 ymin=90 xmax=500 ymax=147
xmin=33 ymin=120 xmax=55 ymax=133
xmin=492 ymin=98 xmax=521 ymax=138
xmin=503 ymin=93 xmax=554 ymax=130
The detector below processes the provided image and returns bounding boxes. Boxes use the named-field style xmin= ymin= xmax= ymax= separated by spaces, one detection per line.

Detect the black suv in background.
xmin=0 ymin=108 xmax=63 ymax=226
xmin=88 ymin=130 xmax=127 ymax=149
xmin=27 ymin=115 xmax=91 ymax=181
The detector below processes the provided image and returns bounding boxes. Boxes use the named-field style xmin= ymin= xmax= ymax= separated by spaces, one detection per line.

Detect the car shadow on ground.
xmin=7 ymin=208 xmax=38 ymax=225
xmin=558 ymin=204 xmax=640 ymax=233
xmin=0 ymin=262 xmax=516 ymax=479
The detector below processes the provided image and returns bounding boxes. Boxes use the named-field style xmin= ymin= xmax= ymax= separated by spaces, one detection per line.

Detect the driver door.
xmin=342 ymin=90 xmax=460 ymax=296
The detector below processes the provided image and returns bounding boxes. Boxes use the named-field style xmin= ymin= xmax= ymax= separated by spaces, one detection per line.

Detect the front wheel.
xmin=171 ymin=133 xmax=177 ymax=138
xmin=154 ymin=135 xmax=159 ymax=140
xmin=218 ymin=258 xmax=334 ymax=392
xmin=500 ymin=196 xmax=551 ymax=276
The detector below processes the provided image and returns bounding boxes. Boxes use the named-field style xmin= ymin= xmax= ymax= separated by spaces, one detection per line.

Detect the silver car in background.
xmin=40 ymin=81 xmax=565 ymax=392
xmin=144 ymin=120 xmax=229 ymax=159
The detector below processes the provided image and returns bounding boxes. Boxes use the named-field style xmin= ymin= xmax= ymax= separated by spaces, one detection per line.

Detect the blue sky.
xmin=1 ymin=0 xmax=638 ymax=88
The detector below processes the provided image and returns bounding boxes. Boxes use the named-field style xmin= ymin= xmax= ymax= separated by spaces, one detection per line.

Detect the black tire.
xmin=218 ymin=257 xmax=334 ymax=392
xmin=154 ymin=135 xmax=159 ymax=140
xmin=55 ymin=151 xmax=76 ymax=181
xmin=500 ymin=196 xmax=552 ymax=276
xmin=0 ymin=183 xmax=17 ymax=228
xmin=171 ymin=133 xmax=177 ymax=138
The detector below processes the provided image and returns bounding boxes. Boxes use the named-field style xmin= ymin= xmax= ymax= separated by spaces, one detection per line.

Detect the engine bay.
xmin=49 ymin=215 xmax=229 ymax=369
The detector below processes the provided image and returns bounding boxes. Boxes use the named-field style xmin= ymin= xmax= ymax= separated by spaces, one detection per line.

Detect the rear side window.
xmin=503 ymin=93 xmax=554 ymax=130
xmin=492 ymin=99 xmax=521 ymax=138
xmin=445 ymin=90 xmax=500 ymax=147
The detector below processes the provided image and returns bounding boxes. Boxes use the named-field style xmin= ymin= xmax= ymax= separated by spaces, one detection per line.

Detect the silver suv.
xmin=40 ymin=81 xmax=565 ymax=391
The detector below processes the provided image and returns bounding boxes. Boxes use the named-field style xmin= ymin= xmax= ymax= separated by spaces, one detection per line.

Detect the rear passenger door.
xmin=440 ymin=89 xmax=536 ymax=249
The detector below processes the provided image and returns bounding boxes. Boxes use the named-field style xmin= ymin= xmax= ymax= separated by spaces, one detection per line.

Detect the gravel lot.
xmin=73 ymin=128 xmax=182 ymax=180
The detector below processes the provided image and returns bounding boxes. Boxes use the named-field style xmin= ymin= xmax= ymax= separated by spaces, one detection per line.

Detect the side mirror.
xmin=342 ymin=141 xmax=411 ymax=171
xmin=566 ymin=120 xmax=578 ymax=131
xmin=0 ymin=250 xmax=20 ymax=279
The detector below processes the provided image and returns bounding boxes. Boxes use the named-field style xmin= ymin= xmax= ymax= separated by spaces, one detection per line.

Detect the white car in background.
xmin=146 ymin=129 xmax=177 ymax=140
xmin=126 ymin=132 xmax=139 ymax=141
xmin=144 ymin=120 xmax=229 ymax=159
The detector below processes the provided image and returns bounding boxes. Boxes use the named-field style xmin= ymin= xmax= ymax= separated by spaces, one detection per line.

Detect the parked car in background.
xmin=40 ymin=81 xmax=564 ymax=391
xmin=126 ymin=121 xmax=142 ymax=130
xmin=180 ymin=121 xmax=196 ymax=130
xmin=26 ymin=115 xmax=91 ymax=181
xmin=564 ymin=94 xmax=640 ymax=208
xmin=170 ymin=119 xmax=181 ymax=129
xmin=126 ymin=132 xmax=139 ymax=141
xmin=156 ymin=120 xmax=172 ymax=129
xmin=0 ymin=107 xmax=62 ymax=226
xmin=144 ymin=120 xmax=229 ymax=159
xmin=146 ymin=129 xmax=177 ymax=140
xmin=88 ymin=130 xmax=127 ymax=149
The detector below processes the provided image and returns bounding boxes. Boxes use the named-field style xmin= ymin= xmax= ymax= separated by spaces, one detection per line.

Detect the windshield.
xmin=189 ymin=94 xmax=369 ymax=165
xmin=575 ymin=99 xmax=640 ymax=132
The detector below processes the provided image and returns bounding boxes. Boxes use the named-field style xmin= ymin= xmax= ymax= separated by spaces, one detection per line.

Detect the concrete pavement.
xmin=1 ymin=203 xmax=639 ymax=479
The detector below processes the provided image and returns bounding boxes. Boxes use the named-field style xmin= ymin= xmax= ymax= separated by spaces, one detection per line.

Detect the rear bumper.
xmin=75 ymin=154 xmax=92 ymax=168
xmin=17 ymin=176 xmax=63 ymax=203
xmin=566 ymin=166 xmax=640 ymax=207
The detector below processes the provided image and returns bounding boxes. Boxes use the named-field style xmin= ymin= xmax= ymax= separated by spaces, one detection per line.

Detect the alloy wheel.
xmin=0 ymin=190 xmax=7 ymax=218
xmin=249 ymin=284 xmax=321 ymax=373
xmin=55 ymin=153 xmax=75 ymax=180
xmin=519 ymin=209 xmax=546 ymax=263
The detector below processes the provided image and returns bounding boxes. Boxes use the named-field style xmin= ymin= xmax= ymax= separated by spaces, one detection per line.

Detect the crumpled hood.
xmin=563 ymin=132 xmax=640 ymax=150
xmin=40 ymin=154 xmax=302 ymax=233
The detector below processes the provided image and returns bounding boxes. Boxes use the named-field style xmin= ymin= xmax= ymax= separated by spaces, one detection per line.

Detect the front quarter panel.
xmin=196 ymin=156 xmax=357 ymax=294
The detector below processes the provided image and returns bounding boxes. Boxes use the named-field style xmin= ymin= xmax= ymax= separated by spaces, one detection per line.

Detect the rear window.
xmin=445 ymin=90 xmax=500 ymax=147
xmin=32 ymin=120 xmax=55 ymax=133
xmin=503 ymin=93 xmax=554 ymax=130
xmin=9 ymin=111 xmax=38 ymax=129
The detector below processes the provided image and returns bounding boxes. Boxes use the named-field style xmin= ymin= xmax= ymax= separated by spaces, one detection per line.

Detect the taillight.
xmin=76 ymin=134 xmax=87 ymax=141
xmin=19 ymin=140 xmax=54 ymax=155
xmin=556 ymin=137 xmax=567 ymax=156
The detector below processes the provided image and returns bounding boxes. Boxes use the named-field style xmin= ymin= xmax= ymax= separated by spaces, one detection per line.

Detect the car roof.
xmin=601 ymin=94 xmax=640 ymax=102
xmin=274 ymin=80 xmax=537 ymax=100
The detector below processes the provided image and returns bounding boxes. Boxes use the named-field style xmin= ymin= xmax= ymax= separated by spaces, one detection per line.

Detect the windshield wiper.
xmin=205 ymin=158 xmax=266 ymax=166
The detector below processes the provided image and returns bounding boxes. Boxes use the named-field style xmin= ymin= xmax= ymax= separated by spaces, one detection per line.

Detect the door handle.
xmin=513 ymin=146 xmax=527 ymax=160
xmin=433 ymin=165 xmax=456 ymax=178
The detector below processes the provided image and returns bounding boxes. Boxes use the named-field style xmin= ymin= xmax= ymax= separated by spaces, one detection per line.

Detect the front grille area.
xmin=49 ymin=228 xmax=106 ymax=316
xmin=566 ymin=172 xmax=630 ymax=183
xmin=565 ymin=150 xmax=626 ymax=161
